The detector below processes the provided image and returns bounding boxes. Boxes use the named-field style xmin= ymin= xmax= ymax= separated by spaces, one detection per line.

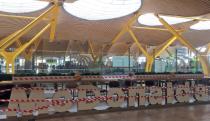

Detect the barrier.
xmin=0 ymin=73 xmax=209 ymax=119
xmin=10 ymin=74 xmax=204 ymax=83
xmin=0 ymin=83 xmax=209 ymax=119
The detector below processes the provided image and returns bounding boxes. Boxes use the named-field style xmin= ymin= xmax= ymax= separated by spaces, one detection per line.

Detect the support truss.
xmin=156 ymin=14 xmax=210 ymax=76
xmin=88 ymin=40 xmax=97 ymax=63
xmin=0 ymin=3 xmax=59 ymax=74
xmin=108 ymin=11 xmax=209 ymax=75
xmin=109 ymin=11 xmax=182 ymax=72
xmin=206 ymin=43 xmax=210 ymax=54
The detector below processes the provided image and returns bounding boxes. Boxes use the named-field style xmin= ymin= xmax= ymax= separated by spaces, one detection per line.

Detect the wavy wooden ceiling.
xmin=0 ymin=0 xmax=210 ymax=56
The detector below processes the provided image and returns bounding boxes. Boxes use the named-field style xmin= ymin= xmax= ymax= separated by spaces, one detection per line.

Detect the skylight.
xmin=196 ymin=47 xmax=207 ymax=52
xmin=190 ymin=21 xmax=210 ymax=30
xmin=0 ymin=0 xmax=49 ymax=13
xmin=63 ymin=0 xmax=141 ymax=20
xmin=138 ymin=13 xmax=192 ymax=26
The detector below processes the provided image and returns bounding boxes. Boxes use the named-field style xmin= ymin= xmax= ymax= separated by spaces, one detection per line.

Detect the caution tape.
xmin=0 ymin=90 xmax=208 ymax=114
xmin=0 ymin=85 xmax=208 ymax=93
xmin=0 ymin=90 xmax=207 ymax=103
xmin=0 ymin=96 xmax=111 ymax=103
xmin=0 ymin=89 xmax=12 ymax=93
xmin=0 ymin=105 xmax=50 ymax=113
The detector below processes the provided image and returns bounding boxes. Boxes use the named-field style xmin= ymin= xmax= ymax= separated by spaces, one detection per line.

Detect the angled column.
xmin=0 ymin=3 xmax=58 ymax=74
xmin=157 ymin=15 xmax=210 ymax=76
xmin=88 ymin=40 xmax=97 ymax=63
xmin=0 ymin=24 xmax=51 ymax=74
xmin=127 ymin=29 xmax=153 ymax=72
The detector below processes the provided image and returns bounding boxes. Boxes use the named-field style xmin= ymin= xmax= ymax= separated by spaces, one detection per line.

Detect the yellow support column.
xmin=50 ymin=3 xmax=59 ymax=42
xmin=157 ymin=15 xmax=210 ymax=76
xmin=24 ymin=53 xmax=32 ymax=62
xmin=110 ymin=11 xmax=141 ymax=45
xmin=6 ymin=61 xmax=15 ymax=74
xmin=145 ymin=56 xmax=154 ymax=72
xmin=0 ymin=24 xmax=51 ymax=74
xmin=0 ymin=6 xmax=56 ymax=50
xmin=205 ymin=43 xmax=210 ymax=54
xmin=15 ymin=40 xmax=32 ymax=61
xmin=128 ymin=29 xmax=154 ymax=72
xmin=116 ymin=13 xmax=184 ymax=72
xmin=129 ymin=15 xmax=183 ymax=72
xmin=111 ymin=28 xmax=127 ymax=45
xmin=24 ymin=38 xmax=42 ymax=61
xmin=0 ymin=52 xmax=16 ymax=74
xmin=0 ymin=3 xmax=58 ymax=74
xmin=6 ymin=60 xmax=15 ymax=74
xmin=128 ymin=29 xmax=149 ymax=58
xmin=154 ymin=36 xmax=177 ymax=58
xmin=88 ymin=40 xmax=97 ymax=63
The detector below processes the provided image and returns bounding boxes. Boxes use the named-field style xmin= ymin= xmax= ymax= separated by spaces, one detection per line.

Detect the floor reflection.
xmin=38 ymin=104 xmax=210 ymax=121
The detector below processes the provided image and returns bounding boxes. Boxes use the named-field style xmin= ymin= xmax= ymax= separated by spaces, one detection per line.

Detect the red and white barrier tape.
xmin=0 ymin=85 xmax=208 ymax=93
xmin=0 ymin=105 xmax=50 ymax=113
xmin=0 ymin=89 xmax=12 ymax=93
xmin=0 ymin=90 xmax=207 ymax=103
xmin=0 ymin=90 xmax=208 ymax=114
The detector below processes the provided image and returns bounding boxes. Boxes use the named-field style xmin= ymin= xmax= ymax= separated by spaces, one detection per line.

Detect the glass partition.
xmin=0 ymin=46 xmax=207 ymax=75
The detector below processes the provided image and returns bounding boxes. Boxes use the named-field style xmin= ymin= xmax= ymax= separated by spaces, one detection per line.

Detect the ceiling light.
xmin=63 ymin=0 xmax=141 ymax=20
xmin=0 ymin=0 xmax=49 ymax=13
xmin=138 ymin=13 xmax=192 ymax=26
xmin=190 ymin=21 xmax=210 ymax=30
xmin=196 ymin=47 xmax=207 ymax=52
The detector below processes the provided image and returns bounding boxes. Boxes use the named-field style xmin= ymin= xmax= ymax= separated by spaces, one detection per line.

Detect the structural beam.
xmin=0 ymin=5 xmax=56 ymax=50
xmin=50 ymin=3 xmax=59 ymax=42
xmin=109 ymin=11 xmax=183 ymax=72
xmin=128 ymin=29 xmax=149 ymax=58
xmin=24 ymin=38 xmax=42 ymax=61
xmin=0 ymin=3 xmax=58 ymax=74
xmin=154 ymin=36 xmax=177 ymax=58
xmin=0 ymin=14 xmax=39 ymax=20
xmin=88 ymin=40 xmax=97 ymax=63
xmin=145 ymin=56 xmax=154 ymax=72
xmin=65 ymin=40 xmax=72 ymax=56
xmin=0 ymin=30 xmax=21 ymax=49
xmin=110 ymin=12 xmax=190 ymax=72
xmin=15 ymin=40 xmax=32 ymax=61
xmin=132 ymin=26 xmax=183 ymax=32
xmin=101 ymin=11 xmax=142 ymax=58
xmin=0 ymin=24 xmax=51 ymax=74
xmin=127 ymin=29 xmax=155 ymax=72
xmin=205 ymin=43 xmax=210 ymax=54
xmin=15 ymin=24 xmax=51 ymax=57
xmin=166 ymin=48 xmax=173 ymax=57
xmin=15 ymin=38 xmax=41 ymax=61
xmin=157 ymin=14 xmax=210 ymax=76
xmin=104 ymin=12 xmax=208 ymax=73
xmin=111 ymin=28 xmax=127 ymax=45
xmin=111 ymin=11 xmax=141 ymax=45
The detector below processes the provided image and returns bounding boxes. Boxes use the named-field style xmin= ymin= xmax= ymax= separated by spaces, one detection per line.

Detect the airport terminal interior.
xmin=0 ymin=0 xmax=210 ymax=121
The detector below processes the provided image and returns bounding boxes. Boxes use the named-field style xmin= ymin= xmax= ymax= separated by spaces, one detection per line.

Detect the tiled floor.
xmin=37 ymin=104 xmax=210 ymax=121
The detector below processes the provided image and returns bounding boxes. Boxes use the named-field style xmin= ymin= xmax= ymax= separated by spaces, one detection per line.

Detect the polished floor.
xmin=37 ymin=104 xmax=210 ymax=121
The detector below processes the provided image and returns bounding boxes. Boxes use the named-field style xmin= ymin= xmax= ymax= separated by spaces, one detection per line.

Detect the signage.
xmin=2 ymin=83 xmax=207 ymax=117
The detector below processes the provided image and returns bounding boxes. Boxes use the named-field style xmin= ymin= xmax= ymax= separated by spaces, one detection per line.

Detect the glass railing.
xmin=13 ymin=67 xmax=145 ymax=75
xmin=0 ymin=64 xmax=204 ymax=75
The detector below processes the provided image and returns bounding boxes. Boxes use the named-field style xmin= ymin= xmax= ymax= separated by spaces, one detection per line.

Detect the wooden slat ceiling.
xmin=0 ymin=0 xmax=210 ymax=56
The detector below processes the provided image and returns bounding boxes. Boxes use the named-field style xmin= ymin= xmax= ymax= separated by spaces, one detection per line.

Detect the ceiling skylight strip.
xmin=64 ymin=0 xmax=141 ymax=20
xmin=0 ymin=0 xmax=49 ymax=13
